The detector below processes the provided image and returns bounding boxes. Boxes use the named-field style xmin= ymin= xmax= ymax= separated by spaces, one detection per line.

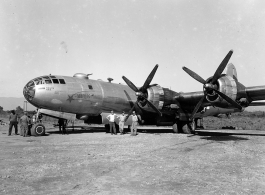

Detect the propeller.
xmin=182 ymin=50 xmax=242 ymax=120
xmin=122 ymin=64 xmax=162 ymax=122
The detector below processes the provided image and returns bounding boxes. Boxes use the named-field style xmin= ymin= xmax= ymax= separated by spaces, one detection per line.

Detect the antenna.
xmin=87 ymin=73 xmax=93 ymax=79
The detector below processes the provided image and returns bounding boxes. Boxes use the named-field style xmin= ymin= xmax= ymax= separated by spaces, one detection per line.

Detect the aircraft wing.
xmin=249 ymin=102 xmax=265 ymax=106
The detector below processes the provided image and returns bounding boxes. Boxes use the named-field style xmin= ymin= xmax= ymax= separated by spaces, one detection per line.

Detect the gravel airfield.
xmin=1 ymin=122 xmax=265 ymax=195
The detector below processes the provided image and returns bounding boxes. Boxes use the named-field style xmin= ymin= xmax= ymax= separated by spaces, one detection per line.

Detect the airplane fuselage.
xmin=24 ymin=75 xmax=139 ymax=116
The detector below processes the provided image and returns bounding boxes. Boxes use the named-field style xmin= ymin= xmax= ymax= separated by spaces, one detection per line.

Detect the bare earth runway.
xmin=1 ymin=124 xmax=265 ymax=195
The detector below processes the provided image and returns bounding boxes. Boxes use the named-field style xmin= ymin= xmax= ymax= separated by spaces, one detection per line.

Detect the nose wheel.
xmin=31 ymin=123 xmax=46 ymax=136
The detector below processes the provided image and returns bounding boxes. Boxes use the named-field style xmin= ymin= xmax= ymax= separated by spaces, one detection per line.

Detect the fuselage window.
xmin=52 ymin=79 xmax=59 ymax=84
xmin=45 ymin=79 xmax=52 ymax=84
xmin=88 ymin=85 xmax=93 ymax=89
xmin=59 ymin=79 xmax=66 ymax=84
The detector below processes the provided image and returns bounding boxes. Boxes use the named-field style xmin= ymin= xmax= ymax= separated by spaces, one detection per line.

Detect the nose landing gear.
xmin=31 ymin=123 xmax=46 ymax=136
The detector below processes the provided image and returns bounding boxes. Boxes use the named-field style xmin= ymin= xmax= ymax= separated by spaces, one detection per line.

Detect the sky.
xmin=1 ymin=0 xmax=265 ymax=100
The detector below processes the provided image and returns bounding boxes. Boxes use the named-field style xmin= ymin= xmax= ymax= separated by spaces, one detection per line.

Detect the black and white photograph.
xmin=1 ymin=0 xmax=265 ymax=194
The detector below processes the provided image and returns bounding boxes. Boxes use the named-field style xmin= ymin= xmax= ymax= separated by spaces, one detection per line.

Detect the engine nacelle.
xmin=139 ymin=85 xmax=177 ymax=112
xmin=206 ymin=75 xmax=237 ymax=108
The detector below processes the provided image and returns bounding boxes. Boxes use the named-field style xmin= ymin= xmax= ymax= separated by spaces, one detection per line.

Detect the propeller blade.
xmin=124 ymin=90 xmax=143 ymax=116
xmin=182 ymin=67 xmax=206 ymax=84
xmin=190 ymin=95 xmax=205 ymax=120
xmin=124 ymin=101 xmax=137 ymax=122
xmin=211 ymin=50 xmax=233 ymax=84
xmin=212 ymin=89 xmax=242 ymax=110
xmin=122 ymin=76 xmax=139 ymax=92
xmin=141 ymin=64 xmax=159 ymax=91
xmin=144 ymin=97 xmax=162 ymax=116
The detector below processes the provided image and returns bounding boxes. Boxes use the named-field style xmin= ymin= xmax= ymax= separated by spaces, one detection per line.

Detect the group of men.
xmin=8 ymin=110 xmax=35 ymax=137
xmin=8 ymin=109 xmax=139 ymax=136
xmin=106 ymin=110 xmax=139 ymax=136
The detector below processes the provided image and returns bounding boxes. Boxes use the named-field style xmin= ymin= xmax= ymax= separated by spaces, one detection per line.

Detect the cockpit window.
xmin=59 ymin=79 xmax=66 ymax=84
xmin=50 ymin=76 xmax=56 ymax=79
xmin=52 ymin=79 xmax=59 ymax=84
xmin=45 ymin=79 xmax=52 ymax=84
xmin=26 ymin=81 xmax=35 ymax=88
xmin=33 ymin=78 xmax=40 ymax=82
xmin=34 ymin=78 xmax=42 ymax=85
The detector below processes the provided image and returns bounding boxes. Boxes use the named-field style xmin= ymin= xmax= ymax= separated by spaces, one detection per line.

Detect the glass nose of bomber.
xmin=23 ymin=80 xmax=35 ymax=101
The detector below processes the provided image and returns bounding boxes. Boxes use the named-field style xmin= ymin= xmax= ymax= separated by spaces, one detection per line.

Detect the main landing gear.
xmin=172 ymin=119 xmax=198 ymax=134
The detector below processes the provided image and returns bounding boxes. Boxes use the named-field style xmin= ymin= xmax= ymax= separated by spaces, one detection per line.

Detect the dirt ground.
xmin=1 ymin=120 xmax=265 ymax=195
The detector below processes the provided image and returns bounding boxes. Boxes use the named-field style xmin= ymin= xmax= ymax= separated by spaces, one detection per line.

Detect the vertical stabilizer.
xmin=225 ymin=63 xmax=238 ymax=80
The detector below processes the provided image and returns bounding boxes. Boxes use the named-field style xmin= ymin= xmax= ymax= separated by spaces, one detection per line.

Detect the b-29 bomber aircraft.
xmin=23 ymin=50 xmax=265 ymax=136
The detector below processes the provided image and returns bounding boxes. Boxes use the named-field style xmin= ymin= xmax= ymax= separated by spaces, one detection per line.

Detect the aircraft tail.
xmin=225 ymin=63 xmax=238 ymax=80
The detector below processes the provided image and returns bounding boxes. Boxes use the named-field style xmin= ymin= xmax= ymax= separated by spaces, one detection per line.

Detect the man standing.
xmin=20 ymin=112 xmax=29 ymax=137
xmin=117 ymin=111 xmax=126 ymax=135
xmin=58 ymin=118 xmax=64 ymax=132
xmin=106 ymin=110 xmax=117 ymax=135
xmin=8 ymin=110 xmax=18 ymax=136
xmin=131 ymin=111 xmax=138 ymax=136
xmin=58 ymin=118 xmax=67 ymax=135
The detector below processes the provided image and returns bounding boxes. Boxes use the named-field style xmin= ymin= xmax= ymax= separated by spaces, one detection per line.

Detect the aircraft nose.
xmin=23 ymin=80 xmax=35 ymax=102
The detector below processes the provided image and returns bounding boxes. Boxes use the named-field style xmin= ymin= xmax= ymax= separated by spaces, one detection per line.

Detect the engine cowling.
xmin=206 ymin=75 xmax=237 ymax=108
xmin=138 ymin=85 xmax=177 ymax=112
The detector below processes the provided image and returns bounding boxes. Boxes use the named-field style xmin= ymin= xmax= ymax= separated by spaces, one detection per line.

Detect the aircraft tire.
xmin=31 ymin=123 xmax=46 ymax=136
xmin=105 ymin=124 xmax=110 ymax=133
xmin=172 ymin=123 xmax=179 ymax=133
xmin=182 ymin=121 xmax=196 ymax=134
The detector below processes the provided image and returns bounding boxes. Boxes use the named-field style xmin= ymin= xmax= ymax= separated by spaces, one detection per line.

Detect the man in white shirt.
xmin=106 ymin=110 xmax=117 ymax=135
xmin=131 ymin=111 xmax=138 ymax=136
xmin=117 ymin=111 xmax=126 ymax=135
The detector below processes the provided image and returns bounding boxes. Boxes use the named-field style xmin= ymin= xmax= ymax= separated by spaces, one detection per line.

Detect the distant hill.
xmin=0 ymin=97 xmax=36 ymax=111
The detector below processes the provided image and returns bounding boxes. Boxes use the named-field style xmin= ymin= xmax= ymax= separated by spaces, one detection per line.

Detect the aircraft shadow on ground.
xmin=199 ymin=135 xmax=249 ymax=141
xmin=195 ymin=131 xmax=265 ymax=142
xmin=47 ymin=126 xmax=174 ymax=135
xmin=46 ymin=126 xmax=265 ymax=138
xmin=47 ymin=127 xmax=106 ymax=135
xmin=197 ymin=131 xmax=265 ymax=137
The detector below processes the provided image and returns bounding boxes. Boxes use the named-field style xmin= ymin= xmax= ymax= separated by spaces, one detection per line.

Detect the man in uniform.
xmin=117 ymin=111 xmax=126 ymax=135
xmin=20 ymin=112 xmax=29 ymax=137
xmin=8 ymin=110 xmax=18 ymax=136
xmin=106 ymin=110 xmax=117 ymax=135
xmin=131 ymin=111 xmax=138 ymax=136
